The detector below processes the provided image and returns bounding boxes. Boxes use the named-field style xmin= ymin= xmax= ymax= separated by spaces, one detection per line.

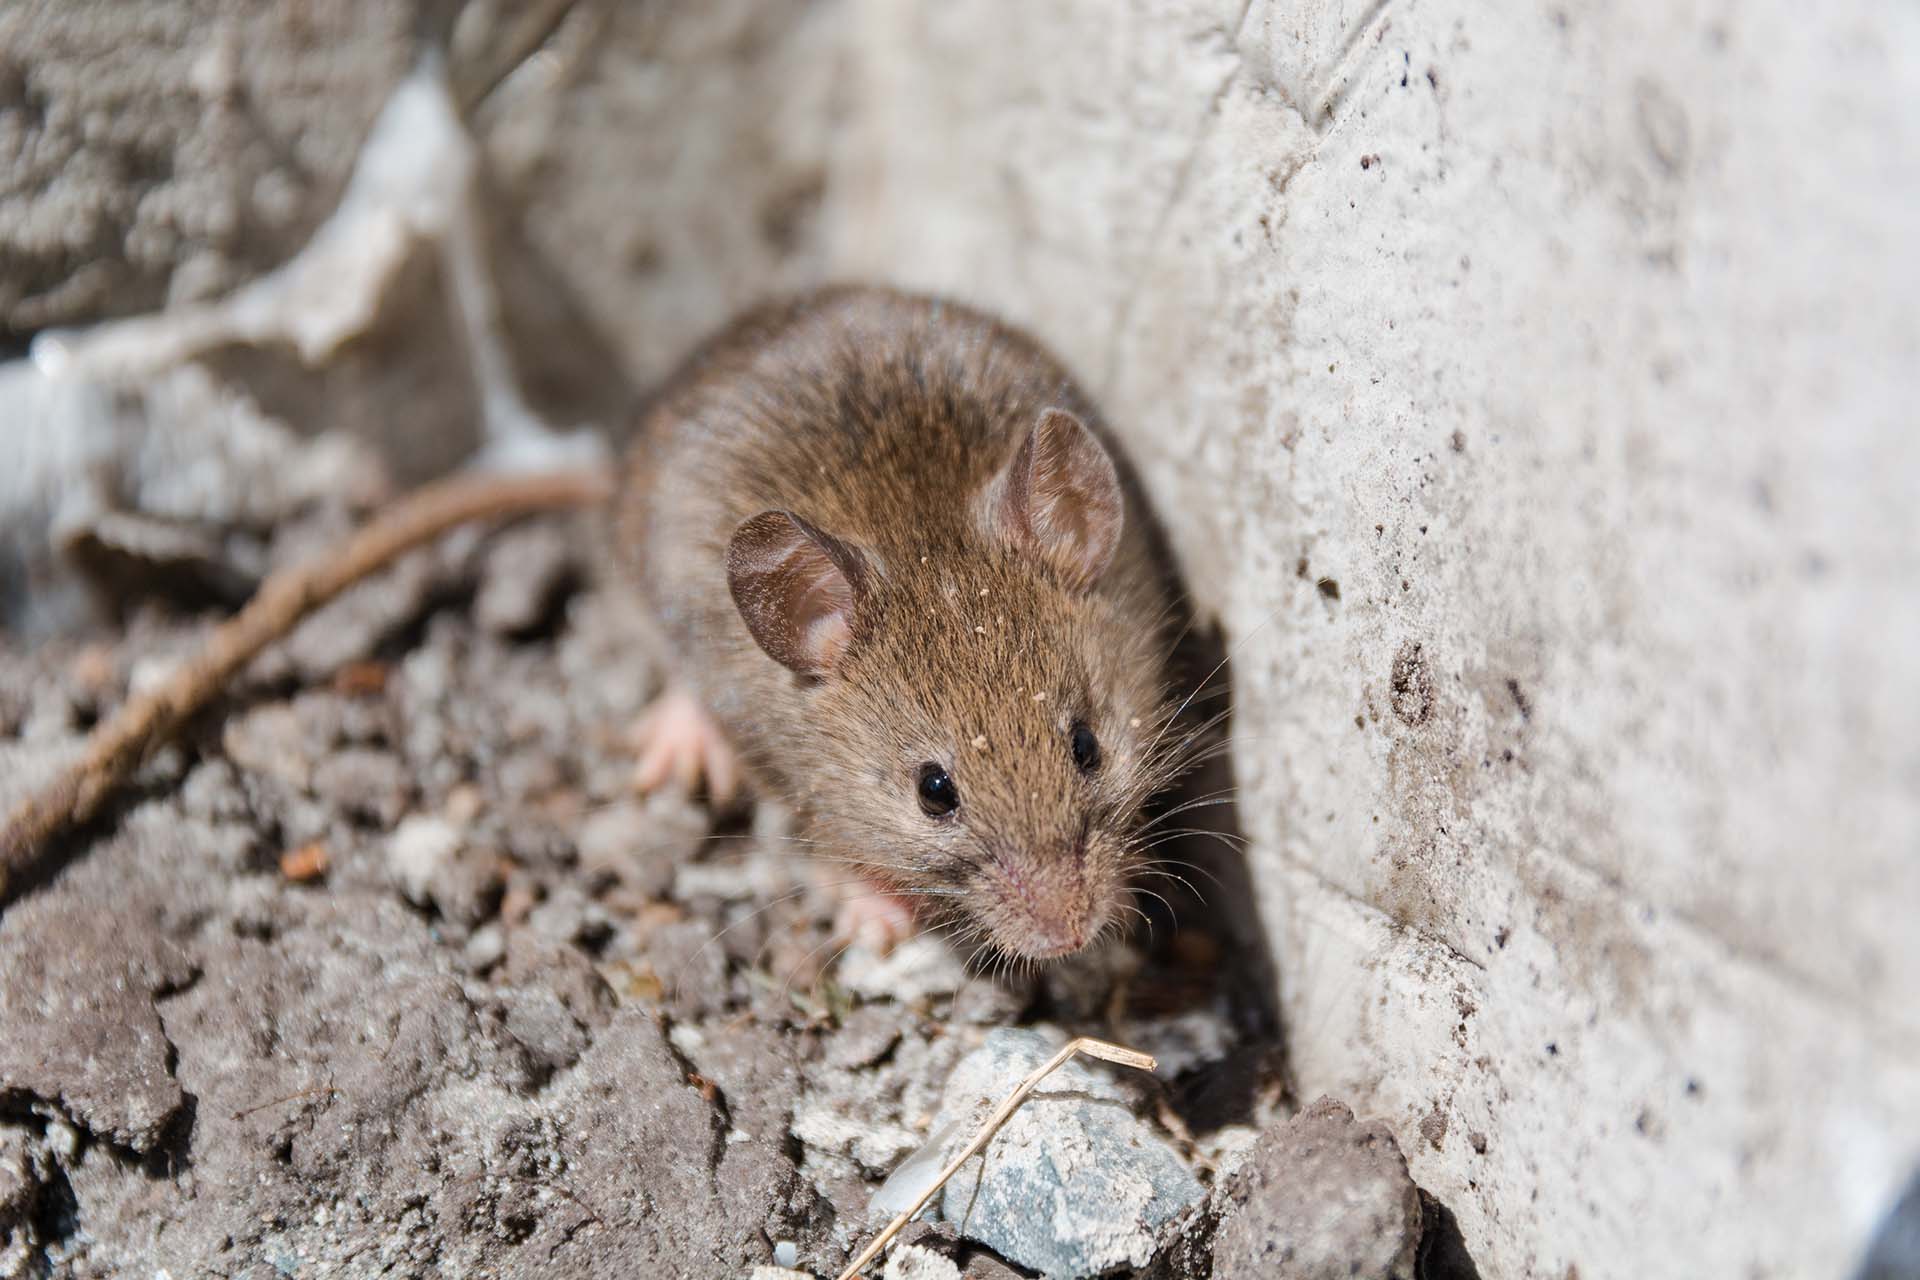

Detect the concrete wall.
xmin=828 ymin=2 xmax=1920 ymax=1276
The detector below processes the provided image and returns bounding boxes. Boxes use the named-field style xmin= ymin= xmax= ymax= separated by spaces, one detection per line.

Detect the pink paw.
xmin=832 ymin=884 xmax=921 ymax=955
xmin=629 ymin=686 xmax=742 ymax=806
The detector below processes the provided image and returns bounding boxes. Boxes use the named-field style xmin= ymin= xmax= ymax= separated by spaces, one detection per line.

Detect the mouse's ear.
xmin=986 ymin=408 xmax=1124 ymax=591
xmin=727 ymin=510 xmax=868 ymax=677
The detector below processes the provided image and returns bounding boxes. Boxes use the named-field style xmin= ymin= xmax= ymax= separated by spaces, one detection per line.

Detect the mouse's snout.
xmin=977 ymin=836 xmax=1127 ymax=961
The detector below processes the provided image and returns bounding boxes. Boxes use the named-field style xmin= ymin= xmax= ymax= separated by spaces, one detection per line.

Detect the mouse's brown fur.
xmin=617 ymin=287 xmax=1183 ymax=961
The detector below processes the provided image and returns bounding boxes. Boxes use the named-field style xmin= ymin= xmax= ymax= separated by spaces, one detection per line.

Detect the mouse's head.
xmin=726 ymin=407 xmax=1179 ymax=962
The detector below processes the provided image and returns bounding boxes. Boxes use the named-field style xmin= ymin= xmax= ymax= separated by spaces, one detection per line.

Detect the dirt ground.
xmin=0 ymin=493 xmax=1297 ymax=1278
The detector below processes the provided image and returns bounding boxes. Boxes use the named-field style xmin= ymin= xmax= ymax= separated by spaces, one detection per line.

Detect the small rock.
xmin=825 ymin=1004 xmax=906 ymax=1070
xmin=0 ymin=897 xmax=195 ymax=1152
xmin=1210 ymin=1096 xmax=1422 ymax=1280
xmin=1124 ymin=1006 xmax=1237 ymax=1080
xmin=278 ymin=841 xmax=330 ymax=883
xmin=429 ymin=847 xmax=508 ymax=925
xmin=748 ymin=1268 xmax=815 ymax=1280
xmin=918 ymin=1028 xmax=1203 ymax=1278
xmin=309 ymin=747 xmax=411 ymax=826
xmin=463 ymin=924 xmax=507 ymax=973
xmin=792 ymin=1098 xmax=922 ymax=1177
xmin=387 ymin=814 xmax=461 ymax=905
xmin=838 ymin=935 xmax=969 ymax=1005
xmin=178 ymin=757 xmax=251 ymax=823
xmin=222 ymin=702 xmax=314 ymax=790
xmin=0 ymin=1127 xmax=32 ymax=1218
xmin=474 ymin=521 xmax=576 ymax=635
xmin=883 ymin=1243 xmax=963 ymax=1280
xmin=577 ymin=798 xmax=689 ymax=898
xmin=309 ymin=744 xmax=410 ymax=825
xmin=528 ymin=883 xmax=600 ymax=946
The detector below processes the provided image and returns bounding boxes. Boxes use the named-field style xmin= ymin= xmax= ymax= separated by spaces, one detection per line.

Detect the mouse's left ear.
xmin=728 ymin=509 xmax=869 ymax=677
xmin=985 ymin=408 xmax=1125 ymax=592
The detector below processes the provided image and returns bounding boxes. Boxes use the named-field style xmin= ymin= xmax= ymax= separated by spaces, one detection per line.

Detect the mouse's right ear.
xmin=727 ymin=510 xmax=868 ymax=677
xmin=985 ymin=407 xmax=1125 ymax=592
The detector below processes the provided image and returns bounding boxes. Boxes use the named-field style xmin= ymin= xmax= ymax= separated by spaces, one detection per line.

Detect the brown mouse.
xmin=616 ymin=286 xmax=1186 ymax=963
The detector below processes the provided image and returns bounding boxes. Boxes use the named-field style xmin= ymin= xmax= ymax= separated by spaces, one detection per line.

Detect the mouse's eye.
xmin=916 ymin=763 xmax=960 ymax=818
xmin=1070 ymin=721 xmax=1102 ymax=774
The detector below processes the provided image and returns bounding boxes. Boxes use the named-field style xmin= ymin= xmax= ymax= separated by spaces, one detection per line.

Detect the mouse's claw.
xmin=629 ymin=686 xmax=742 ymax=806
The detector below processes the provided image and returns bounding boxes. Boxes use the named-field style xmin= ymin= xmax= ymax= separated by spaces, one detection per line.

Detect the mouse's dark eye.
xmin=916 ymin=763 xmax=960 ymax=817
xmin=1070 ymin=721 xmax=1102 ymax=774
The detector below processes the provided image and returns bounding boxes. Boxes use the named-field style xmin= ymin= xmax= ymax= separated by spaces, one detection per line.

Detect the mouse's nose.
xmin=1014 ymin=897 xmax=1097 ymax=958
xmin=1020 ymin=924 xmax=1089 ymax=959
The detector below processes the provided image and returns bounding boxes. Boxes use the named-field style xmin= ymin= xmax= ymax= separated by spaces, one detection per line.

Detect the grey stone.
xmin=474 ymin=519 xmax=577 ymax=635
xmin=926 ymin=1028 xmax=1203 ymax=1279
xmin=308 ymin=746 xmax=411 ymax=828
xmin=386 ymin=813 xmax=463 ymax=906
xmin=578 ymin=797 xmax=696 ymax=898
xmin=884 ymin=1243 xmax=964 ymax=1280
xmin=0 ymin=896 xmax=194 ymax=1152
xmin=1210 ymin=1097 xmax=1422 ymax=1280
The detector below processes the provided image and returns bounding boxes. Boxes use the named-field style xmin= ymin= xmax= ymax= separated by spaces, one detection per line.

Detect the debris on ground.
xmin=904 ymin=1028 xmax=1206 ymax=1277
xmin=1209 ymin=1096 xmax=1424 ymax=1280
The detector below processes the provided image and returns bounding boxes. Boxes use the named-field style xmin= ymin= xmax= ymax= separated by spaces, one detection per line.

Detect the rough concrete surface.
xmin=828 ymin=1 xmax=1920 ymax=1277
xmin=0 ymin=0 xmax=442 ymax=335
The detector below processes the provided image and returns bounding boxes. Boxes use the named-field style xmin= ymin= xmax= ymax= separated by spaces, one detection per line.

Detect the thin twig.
xmin=835 ymin=1036 xmax=1157 ymax=1280
xmin=0 ymin=468 xmax=612 ymax=901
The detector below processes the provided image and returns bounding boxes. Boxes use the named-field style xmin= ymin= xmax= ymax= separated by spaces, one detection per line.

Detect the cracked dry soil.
xmin=0 ymin=499 xmax=1278 ymax=1279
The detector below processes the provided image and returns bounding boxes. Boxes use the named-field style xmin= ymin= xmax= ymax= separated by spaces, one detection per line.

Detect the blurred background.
xmin=2 ymin=3 xmax=1917 ymax=1278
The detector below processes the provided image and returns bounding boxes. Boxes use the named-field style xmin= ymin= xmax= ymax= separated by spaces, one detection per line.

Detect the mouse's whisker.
xmin=1131 ymin=884 xmax=1179 ymax=917
xmin=772 ymin=928 xmax=859 ymax=1012
xmin=666 ymin=883 xmax=824 ymax=999
xmin=1138 ymin=794 xmax=1241 ymax=833
xmin=1136 ymin=850 xmax=1227 ymax=885
xmin=1131 ymin=862 xmax=1212 ymax=897
xmin=1135 ymin=828 xmax=1248 ymax=856
xmin=1144 ymin=598 xmax=1293 ymax=761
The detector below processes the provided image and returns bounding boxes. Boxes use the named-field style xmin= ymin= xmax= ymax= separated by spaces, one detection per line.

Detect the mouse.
xmin=614 ymin=286 xmax=1186 ymax=963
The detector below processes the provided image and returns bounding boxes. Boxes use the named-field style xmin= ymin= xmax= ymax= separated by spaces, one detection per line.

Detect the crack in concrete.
xmin=1098 ymin=5 xmax=1258 ymax=401
xmin=1306 ymin=0 xmax=1398 ymax=135
xmin=1272 ymin=840 xmax=1920 ymax=1055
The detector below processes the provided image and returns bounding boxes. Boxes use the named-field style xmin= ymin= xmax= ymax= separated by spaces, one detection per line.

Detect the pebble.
xmin=791 ymin=1099 xmax=922 ymax=1178
xmin=474 ymin=521 xmax=574 ymax=635
xmin=1209 ymin=1096 xmax=1421 ymax=1280
xmin=906 ymin=1027 xmax=1204 ymax=1278
xmin=882 ymin=1243 xmax=962 ymax=1280
xmin=838 ymin=936 xmax=969 ymax=1005
xmin=387 ymin=814 xmax=461 ymax=905
xmin=577 ymin=798 xmax=686 ymax=898
xmin=222 ymin=702 xmax=314 ymax=790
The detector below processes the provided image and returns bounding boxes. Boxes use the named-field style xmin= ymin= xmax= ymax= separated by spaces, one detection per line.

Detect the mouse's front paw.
xmin=628 ymin=685 xmax=742 ymax=806
xmin=831 ymin=884 xmax=920 ymax=955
